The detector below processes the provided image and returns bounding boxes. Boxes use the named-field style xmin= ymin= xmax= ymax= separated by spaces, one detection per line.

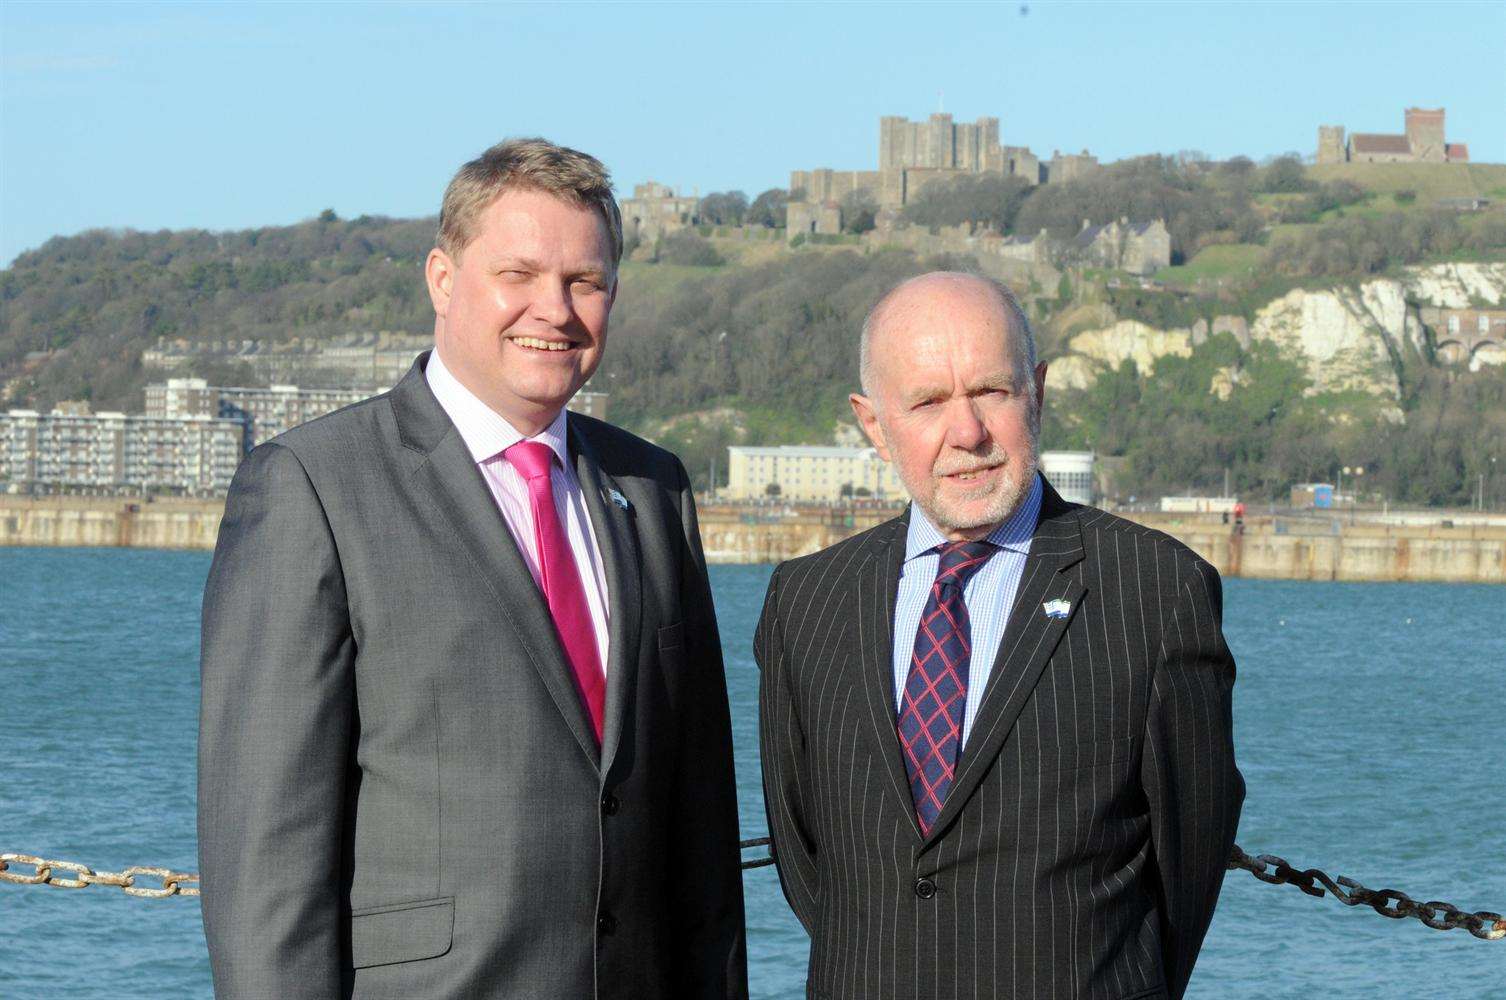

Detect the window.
xmin=1481 ymin=316 xmax=1492 ymax=334
xmin=1448 ymin=315 xmax=1460 ymax=334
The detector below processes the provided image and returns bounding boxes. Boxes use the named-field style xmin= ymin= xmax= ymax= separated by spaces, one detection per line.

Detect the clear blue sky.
xmin=3 ymin=1 xmax=1503 ymax=265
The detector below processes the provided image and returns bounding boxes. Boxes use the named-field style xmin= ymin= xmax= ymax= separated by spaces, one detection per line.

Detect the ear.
xmin=849 ymin=392 xmax=891 ymax=463
xmin=425 ymin=248 xmax=457 ymax=317
xmin=1032 ymin=361 xmax=1048 ymax=415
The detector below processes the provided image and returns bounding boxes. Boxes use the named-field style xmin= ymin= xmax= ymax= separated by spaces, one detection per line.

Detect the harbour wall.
xmin=2 ymin=497 xmax=1502 ymax=584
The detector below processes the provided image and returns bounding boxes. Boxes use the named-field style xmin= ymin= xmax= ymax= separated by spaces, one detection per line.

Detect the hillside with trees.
xmin=4 ymin=157 xmax=1504 ymax=506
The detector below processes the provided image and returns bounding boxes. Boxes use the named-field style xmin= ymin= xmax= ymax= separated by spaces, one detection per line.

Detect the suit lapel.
xmin=392 ymin=353 xmax=601 ymax=768
xmin=923 ymin=481 xmax=1087 ymax=847
xmin=853 ymin=513 xmax=928 ymax=842
xmin=568 ymin=417 xmax=644 ymax=778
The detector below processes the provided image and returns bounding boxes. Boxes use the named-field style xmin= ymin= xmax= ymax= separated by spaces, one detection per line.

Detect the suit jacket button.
xmin=914 ymin=877 xmax=937 ymax=899
xmin=601 ymin=794 xmax=619 ymax=816
xmin=597 ymin=912 xmax=617 ymax=935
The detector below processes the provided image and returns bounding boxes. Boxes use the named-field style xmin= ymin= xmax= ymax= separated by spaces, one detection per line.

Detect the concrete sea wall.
xmin=0 ymin=497 xmax=223 ymax=551
xmin=2 ymin=498 xmax=1502 ymax=584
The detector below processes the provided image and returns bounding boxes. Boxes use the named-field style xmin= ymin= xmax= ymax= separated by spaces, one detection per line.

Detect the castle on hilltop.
xmin=618 ymin=181 xmax=700 ymax=245
xmin=787 ymin=112 xmax=1097 ymax=237
xmin=1317 ymin=107 xmax=1469 ymax=164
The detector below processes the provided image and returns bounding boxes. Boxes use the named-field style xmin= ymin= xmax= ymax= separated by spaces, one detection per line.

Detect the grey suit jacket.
xmin=199 ymin=352 xmax=747 ymax=999
xmin=756 ymin=480 xmax=1243 ymax=1000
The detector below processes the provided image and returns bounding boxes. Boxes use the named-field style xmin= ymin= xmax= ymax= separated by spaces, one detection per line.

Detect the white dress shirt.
xmin=891 ymin=473 xmax=1043 ymax=746
xmin=425 ymin=349 xmax=611 ymax=673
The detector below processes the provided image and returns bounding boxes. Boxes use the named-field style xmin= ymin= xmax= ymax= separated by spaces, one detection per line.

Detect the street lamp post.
xmin=1340 ymin=465 xmax=1364 ymax=524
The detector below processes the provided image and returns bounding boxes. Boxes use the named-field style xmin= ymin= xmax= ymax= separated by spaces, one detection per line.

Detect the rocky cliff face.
xmin=1051 ymin=263 xmax=1506 ymax=397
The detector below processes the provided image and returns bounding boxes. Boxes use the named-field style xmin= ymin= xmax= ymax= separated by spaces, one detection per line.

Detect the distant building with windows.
xmin=145 ymin=377 xmax=608 ymax=449
xmin=146 ymin=379 xmax=372 ymax=449
xmin=725 ymin=446 xmax=1095 ymax=506
xmin=142 ymin=332 xmax=428 ymax=388
xmin=1418 ymin=307 xmax=1506 ymax=368
xmin=726 ymin=446 xmax=905 ymax=502
xmin=1039 ymin=451 xmax=1095 ymax=506
xmin=1 ymin=405 xmax=244 ymax=496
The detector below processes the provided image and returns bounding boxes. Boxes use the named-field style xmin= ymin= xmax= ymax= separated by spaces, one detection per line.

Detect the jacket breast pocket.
xmin=350 ymin=895 xmax=454 ymax=969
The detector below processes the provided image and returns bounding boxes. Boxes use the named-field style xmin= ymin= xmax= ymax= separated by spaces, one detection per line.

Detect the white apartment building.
xmin=146 ymin=378 xmax=608 ymax=448
xmin=0 ymin=408 xmax=245 ymax=495
xmin=726 ymin=446 xmax=905 ymax=502
xmin=147 ymin=378 xmax=374 ymax=448
xmin=726 ymin=446 xmax=1096 ymax=506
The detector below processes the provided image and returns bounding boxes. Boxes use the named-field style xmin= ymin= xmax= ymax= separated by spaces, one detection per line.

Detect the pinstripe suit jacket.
xmin=756 ymin=479 xmax=1243 ymax=1000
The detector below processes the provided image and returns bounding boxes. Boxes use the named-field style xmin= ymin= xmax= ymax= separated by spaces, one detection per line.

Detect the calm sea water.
xmin=1 ymin=548 xmax=1502 ymax=998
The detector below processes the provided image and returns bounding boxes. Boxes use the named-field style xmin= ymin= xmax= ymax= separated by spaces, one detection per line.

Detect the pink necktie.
xmin=503 ymin=440 xmax=606 ymax=744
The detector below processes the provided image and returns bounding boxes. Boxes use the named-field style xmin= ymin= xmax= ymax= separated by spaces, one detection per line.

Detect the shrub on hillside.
xmin=655 ymin=231 xmax=724 ymax=267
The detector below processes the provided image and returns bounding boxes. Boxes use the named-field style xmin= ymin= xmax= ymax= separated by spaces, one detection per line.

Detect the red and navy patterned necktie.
xmin=897 ymin=539 xmax=997 ymax=834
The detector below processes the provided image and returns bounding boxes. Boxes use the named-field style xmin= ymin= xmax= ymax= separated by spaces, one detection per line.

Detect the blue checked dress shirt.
xmin=892 ymin=472 xmax=1043 ymax=747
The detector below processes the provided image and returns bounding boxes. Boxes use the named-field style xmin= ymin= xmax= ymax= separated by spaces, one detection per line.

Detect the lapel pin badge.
xmin=1042 ymin=598 xmax=1072 ymax=619
xmin=607 ymin=488 xmax=630 ymax=510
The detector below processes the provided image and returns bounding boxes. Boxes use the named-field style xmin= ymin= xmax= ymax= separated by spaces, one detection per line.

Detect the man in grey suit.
xmin=199 ymin=138 xmax=747 ymax=998
xmin=756 ymin=272 xmax=1242 ymax=999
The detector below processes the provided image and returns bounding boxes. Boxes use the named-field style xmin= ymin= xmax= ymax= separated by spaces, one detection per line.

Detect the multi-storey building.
xmin=726 ymin=446 xmax=905 ymax=502
xmin=146 ymin=379 xmax=373 ymax=448
xmin=725 ymin=446 xmax=1097 ymax=506
xmin=0 ymin=407 xmax=245 ymax=496
xmin=146 ymin=377 xmax=609 ymax=449
xmin=142 ymin=332 xmax=429 ymax=388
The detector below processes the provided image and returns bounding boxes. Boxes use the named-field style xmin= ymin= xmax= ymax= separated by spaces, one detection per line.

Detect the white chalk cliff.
xmin=1051 ymin=263 xmax=1506 ymax=397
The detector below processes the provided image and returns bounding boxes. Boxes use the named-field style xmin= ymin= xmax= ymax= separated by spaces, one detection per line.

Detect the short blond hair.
xmin=436 ymin=137 xmax=622 ymax=264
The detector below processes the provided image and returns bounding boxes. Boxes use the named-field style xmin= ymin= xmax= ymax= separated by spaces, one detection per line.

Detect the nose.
xmin=944 ymin=398 xmax=988 ymax=452
xmin=530 ymin=278 xmax=574 ymax=329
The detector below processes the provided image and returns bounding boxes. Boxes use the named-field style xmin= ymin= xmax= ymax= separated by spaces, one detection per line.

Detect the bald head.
xmin=859 ymin=272 xmax=1037 ymax=403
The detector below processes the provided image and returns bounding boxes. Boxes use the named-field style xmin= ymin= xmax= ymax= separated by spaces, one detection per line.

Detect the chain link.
xmin=1226 ymin=846 xmax=1505 ymax=941
xmin=740 ymin=836 xmax=775 ymax=870
xmin=0 ymin=853 xmax=199 ymax=897
xmin=7 ymin=843 xmax=1501 ymax=940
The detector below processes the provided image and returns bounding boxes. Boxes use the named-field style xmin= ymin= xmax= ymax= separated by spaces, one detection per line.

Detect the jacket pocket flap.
xmin=351 ymin=895 xmax=454 ymax=969
xmin=657 ymin=620 xmax=685 ymax=651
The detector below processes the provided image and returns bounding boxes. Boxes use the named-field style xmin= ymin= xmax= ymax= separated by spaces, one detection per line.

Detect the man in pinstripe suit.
xmin=756 ymin=272 xmax=1243 ymax=999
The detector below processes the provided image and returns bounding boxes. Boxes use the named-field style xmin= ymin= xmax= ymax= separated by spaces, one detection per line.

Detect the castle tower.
xmin=1317 ymin=125 xmax=1346 ymax=164
xmin=927 ymin=113 xmax=952 ymax=168
xmin=1404 ymin=107 xmax=1446 ymax=162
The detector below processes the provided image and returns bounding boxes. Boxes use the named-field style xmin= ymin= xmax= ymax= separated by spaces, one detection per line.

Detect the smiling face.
xmin=850 ymin=274 xmax=1046 ymax=541
xmin=425 ymin=187 xmax=616 ymax=435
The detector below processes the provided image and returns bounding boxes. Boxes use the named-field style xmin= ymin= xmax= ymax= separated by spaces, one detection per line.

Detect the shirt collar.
xmin=904 ymin=471 xmax=1044 ymax=562
xmin=425 ymin=348 xmax=570 ymax=468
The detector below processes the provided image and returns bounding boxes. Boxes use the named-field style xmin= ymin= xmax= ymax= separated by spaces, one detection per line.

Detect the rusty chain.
xmin=1226 ymin=846 xmax=1504 ymax=941
xmin=6 ymin=842 xmax=1501 ymax=941
xmin=0 ymin=853 xmax=198 ymax=897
